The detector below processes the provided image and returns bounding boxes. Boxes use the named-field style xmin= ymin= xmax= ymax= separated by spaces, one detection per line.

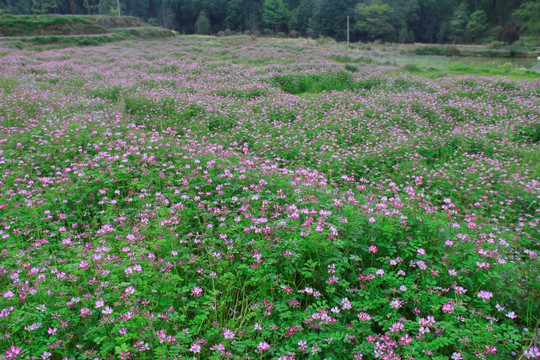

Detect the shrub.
xmin=402 ymin=64 xmax=422 ymax=73
xmin=497 ymin=27 xmax=519 ymax=44
xmin=271 ymin=70 xmax=356 ymax=94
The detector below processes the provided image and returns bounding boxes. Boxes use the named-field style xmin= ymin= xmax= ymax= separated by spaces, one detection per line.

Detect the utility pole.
xmin=347 ymin=15 xmax=349 ymax=49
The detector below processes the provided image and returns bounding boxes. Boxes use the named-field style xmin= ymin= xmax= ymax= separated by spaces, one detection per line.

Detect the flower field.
xmin=0 ymin=37 xmax=539 ymax=359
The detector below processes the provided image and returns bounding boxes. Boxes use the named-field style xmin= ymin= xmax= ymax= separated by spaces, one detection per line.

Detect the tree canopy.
xmin=0 ymin=0 xmax=536 ymax=43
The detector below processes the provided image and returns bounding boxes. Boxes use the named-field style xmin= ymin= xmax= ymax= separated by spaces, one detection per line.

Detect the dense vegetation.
xmin=0 ymin=36 xmax=538 ymax=359
xmin=1 ymin=0 xmax=539 ymax=44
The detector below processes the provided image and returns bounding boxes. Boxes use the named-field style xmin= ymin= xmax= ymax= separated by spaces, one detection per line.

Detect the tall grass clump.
xmin=271 ymin=70 xmax=357 ymax=94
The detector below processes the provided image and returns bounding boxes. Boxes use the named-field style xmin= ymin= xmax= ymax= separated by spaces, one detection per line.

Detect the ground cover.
xmin=0 ymin=37 xmax=538 ymax=359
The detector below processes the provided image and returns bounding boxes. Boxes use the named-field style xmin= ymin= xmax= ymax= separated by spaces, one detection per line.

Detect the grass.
xmin=0 ymin=14 xmax=107 ymax=36
xmin=394 ymin=60 xmax=540 ymax=80
xmin=2 ymin=27 xmax=178 ymax=49
xmin=271 ymin=70 xmax=357 ymax=94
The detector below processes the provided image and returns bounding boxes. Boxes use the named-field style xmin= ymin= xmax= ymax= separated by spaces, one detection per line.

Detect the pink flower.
xmin=399 ymin=334 xmax=411 ymax=345
xmin=257 ymin=341 xmax=270 ymax=353
xmin=189 ymin=342 xmax=201 ymax=353
xmin=523 ymin=346 xmax=540 ymax=359
xmin=125 ymin=286 xmax=135 ymax=295
xmin=5 ymin=346 xmax=23 ymax=359
xmin=210 ymin=343 xmax=226 ymax=354
xmin=102 ymin=306 xmax=113 ymax=315
xmin=442 ymin=303 xmax=454 ymax=314
xmin=222 ymin=328 xmax=235 ymax=339
xmin=192 ymin=286 xmax=203 ymax=297
xmin=358 ymin=312 xmax=372 ymax=321
xmin=80 ymin=307 xmax=91 ymax=317
xmin=368 ymin=245 xmax=378 ymax=253
xmin=506 ymin=311 xmax=517 ymax=319
xmin=484 ymin=345 xmax=497 ymax=354
xmin=477 ymin=290 xmax=493 ymax=302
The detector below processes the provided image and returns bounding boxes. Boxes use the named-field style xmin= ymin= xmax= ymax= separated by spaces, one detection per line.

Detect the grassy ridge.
xmin=2 ymin=26 xmax=178 ymax=49
xmin=0 ymin=15 xmax=108 ymax=36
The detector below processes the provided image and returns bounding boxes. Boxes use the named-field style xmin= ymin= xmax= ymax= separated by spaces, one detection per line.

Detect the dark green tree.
xmin=195 ymin=9 xmax=211 ymax=34
xmin=176 ymin=0 xmax=200 ymax=34
xmin=262 ymin=0 xmax=289 ymax=33
xmin=225 ymin=0 xmax=259 ymax=33
xmin=466 ymin=9 xmax=487 ymax=41
xmin=293 ymin=0 xmax=315 ymax=36
xmin=355 ymin=2 xmax=396 ymax=42
xmin=449 ymin=1 xmax=469 ymax=43
xmin=513 ymin=1 xmax=540 ymax=37
xmin=313 ymin=0 xmax=355 ymax=41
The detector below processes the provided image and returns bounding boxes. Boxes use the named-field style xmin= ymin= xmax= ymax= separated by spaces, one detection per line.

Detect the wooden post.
xmin=347 ymin=15 xmax=349 ymax=49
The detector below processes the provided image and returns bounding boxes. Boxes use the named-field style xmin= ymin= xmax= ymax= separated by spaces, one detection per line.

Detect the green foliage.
xmin=449 ymin=1 xmax=469 ymax=43
xmin=271 ymin=70 xmax=357 ymax=94
xmin=513 ymin=1 xmax=540 ymax=37
xmin=0 ymin=15 xmax=107 ymax=36
xmin=124 ymin=96 xmax=204 ymax=131
xmin=344 ymin=64 xmax=358 ymax=72
xmin=355 ymin=3 xmax=396 ymax=42
xmin=262 ymin=0 xmax=290 ymax=33
xmin=329 ymin=54 xmax=371 ymax=64
xmin=212 ymin=87 xmax=268 ymax=99
xmin=466 ymin=10 xmax=488 ymax=40
xmin=497 ymin=27 xmax=520 ymax=44
xmin=402 ymin=63 xmax=422 ymax=73
xmin=0 ymin=1 xmax=536 ymax=45
xmin=515 ymin=123 xmax=540 ymax=143
xmin=89 ymin=85 xmax=124 ymax=102
xmin=413 ymin=46 xmax=460 ymax=56
xmin=0 ymin=77 xmax=19 ymax=93
xmin=195 ymin=10 xmax=211 ymax=35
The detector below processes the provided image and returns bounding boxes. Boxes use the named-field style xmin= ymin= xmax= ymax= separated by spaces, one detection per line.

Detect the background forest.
xmin=0 ymin=0 xmax=538 ymax=44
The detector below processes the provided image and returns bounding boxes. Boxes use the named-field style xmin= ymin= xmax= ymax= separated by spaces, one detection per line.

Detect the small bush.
xmin=402 ymin=64 xmax=422 ymax=73
xmin=89 ymin=86 xmax=123 ymax=102
xmin=330 ymin=54 xmax=367 ymax=64
xmin=497 ymin=27 xmax=519 ymax=44
xmin=213 ymin=87 xmax=267 ymax=99
xmin=487 ymin=40 xmax=501 ymax=49
xmin=147 ymin=17 xmax=159 ymax=27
